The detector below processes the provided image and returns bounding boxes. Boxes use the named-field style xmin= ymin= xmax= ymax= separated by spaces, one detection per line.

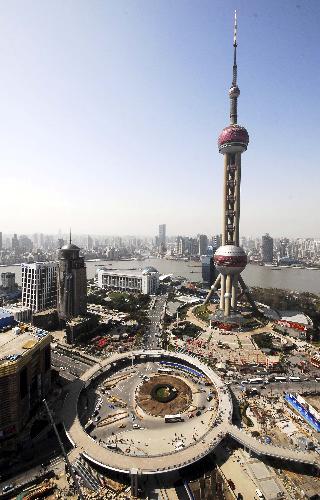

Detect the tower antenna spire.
xmin=69 ymin=228 xmax=72 ymax=245
xmin=229 ymin=10 xmax=240 ymax=124
xmin=233 ymin=10 xmax=237 ymax=84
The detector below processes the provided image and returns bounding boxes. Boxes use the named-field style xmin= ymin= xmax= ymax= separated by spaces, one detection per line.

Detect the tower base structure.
xmin=204 ymin=272 xmax=260 ymax=318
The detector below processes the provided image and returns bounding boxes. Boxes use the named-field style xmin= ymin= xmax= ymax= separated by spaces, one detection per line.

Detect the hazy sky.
xmin=0 ymin=0 xmax=319 ymax=238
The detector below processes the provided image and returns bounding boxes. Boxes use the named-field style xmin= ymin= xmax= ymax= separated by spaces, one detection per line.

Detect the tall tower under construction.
xmin=205 ymin=12 xmax=256 ymax=318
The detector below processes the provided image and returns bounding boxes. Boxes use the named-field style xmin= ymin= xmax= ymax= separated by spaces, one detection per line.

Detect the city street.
xmin=51 ymin=350 xmax=92 ymax=378
xmin=143 ymin=294 xmax=167 ymax=349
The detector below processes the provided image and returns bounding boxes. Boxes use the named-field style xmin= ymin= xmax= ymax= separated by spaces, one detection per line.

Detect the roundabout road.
xmin=61 ymin=349 xmax=232 ymax=475
xmin=61 ymin=349 xmax=319 ymax=475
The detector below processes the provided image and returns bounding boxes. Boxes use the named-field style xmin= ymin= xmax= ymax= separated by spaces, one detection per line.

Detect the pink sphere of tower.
xmin=214 ymin=245 xmax=247 ymax=275
xmin=218 ymin=124 xmax=249 ymax=154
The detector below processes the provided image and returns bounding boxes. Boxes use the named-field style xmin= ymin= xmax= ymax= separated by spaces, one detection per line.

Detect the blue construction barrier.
xmin=160 ymin=360 xmax=204 ymax=378
xmin=284 ymin=393 xmax=320 ymax=432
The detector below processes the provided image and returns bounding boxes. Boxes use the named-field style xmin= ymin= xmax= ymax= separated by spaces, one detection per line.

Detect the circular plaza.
xmin=62 ymin=350 xmax=233 ymax=475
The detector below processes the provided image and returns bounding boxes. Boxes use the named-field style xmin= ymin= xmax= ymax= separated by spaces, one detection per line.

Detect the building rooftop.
xmin=280 ymin=310 xmax=311 ymax=325
xmin=98 ymin=268 xmax=145 ymax=278
xmin=0 ymin=328 xmax=50 ymax=363
xmin=0 ymin=307 xmax=13 ymax=319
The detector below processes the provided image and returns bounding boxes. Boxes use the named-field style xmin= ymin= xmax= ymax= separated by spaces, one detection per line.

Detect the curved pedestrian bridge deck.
xmin=61 ymin=350 xmax=319 ymax=475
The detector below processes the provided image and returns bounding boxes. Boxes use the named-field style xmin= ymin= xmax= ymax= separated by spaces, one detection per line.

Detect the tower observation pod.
xmin=205 ymin=12 xmax=257 ymax=317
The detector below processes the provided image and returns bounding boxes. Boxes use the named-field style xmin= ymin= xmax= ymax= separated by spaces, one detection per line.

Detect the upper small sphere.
xmin=229 ymin=85 xmax=240 ymax=98
xmin=214 ymin=245 xmax=247 ymax=275
xmin=218 ymin=124 xmax=249 ymax=154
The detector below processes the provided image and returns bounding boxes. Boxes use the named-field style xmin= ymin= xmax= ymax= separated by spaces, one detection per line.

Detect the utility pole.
xmin=43 ymin=399 xmax=84 ymax=500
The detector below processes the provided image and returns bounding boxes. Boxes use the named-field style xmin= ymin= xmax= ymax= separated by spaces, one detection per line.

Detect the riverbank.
xmin=1 ymin=259 xmax=320 ymax=295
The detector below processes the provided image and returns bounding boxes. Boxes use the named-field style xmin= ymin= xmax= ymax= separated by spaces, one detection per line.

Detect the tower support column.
xmin=222 ymin=155 xmax=228 ymax=246
xmin=220 ymin=275 xmax=226 ymax=311
xmin=231 ymin=274 xmax=238 ymax=310
xmin=225 ymin=274 xmax=232 ymax=316
xmin=234 ymin=152 xmax=241 ymax=246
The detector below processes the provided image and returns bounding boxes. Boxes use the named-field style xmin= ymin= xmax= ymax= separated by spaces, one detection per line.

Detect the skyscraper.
xmin=198 ymin=234 xmax=208 ymax=256
xmin=57 ymin=236 xmax=87 ymax=322
xmin=0 ymin=231 xmax=2 ymax=250
xmin=1 ymin=272 xmax=16 ymax=292
xmin=21 ymin=262 xmax=57 ymax=312
xmin=87 ymin=235 xmax=93 ymax=250
xmin=159 ymin=224 xmax=166 ymax=246
xmin=205 ymin=12 xmax=256 ymax=316
xmin=12 ymin=234 xmax=19 ymax=251
xmin=261 ymin=234 xmax=274 ymax=263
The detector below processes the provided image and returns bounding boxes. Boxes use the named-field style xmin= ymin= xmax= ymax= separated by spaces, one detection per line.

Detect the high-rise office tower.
xmin=21 ymin=262 xmax=57 ymax=312
xmin=57 ymin=236 xmax=87 ymax=322
xmin=198 ymin=234 xmax=208 ymax=256
xmin=1 ymin=272 xmax=16 ymax=292
xmin=19 ymin=235 xmax=33 ymax=252
xmin=261 ymin=233 xmax=274 ymax=263
xmin=57 ymin=238 xmax=65 ymax=249
xmin=0 ymin=231 xmax=2 ymax=250
xmin=12 ymin=234 xmax=19 ymax=251
xmin=158 ymin=224 xmax=167 ymax=254
xmin=87 ymin=235 xmax=93 ymax=250
xmin=159 ymin=224 xmax=166 ymax=246
xmin=205 ymin=13 xmax=256 ymax=316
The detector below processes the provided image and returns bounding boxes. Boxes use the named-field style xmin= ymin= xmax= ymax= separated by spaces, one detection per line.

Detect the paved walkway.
xmin=225 ymin=424 xmax=319 ymax=468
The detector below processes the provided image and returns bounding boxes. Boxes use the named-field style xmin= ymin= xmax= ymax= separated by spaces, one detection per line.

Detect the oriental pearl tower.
xmin=205 ymin=12 xmax=257 ymax=318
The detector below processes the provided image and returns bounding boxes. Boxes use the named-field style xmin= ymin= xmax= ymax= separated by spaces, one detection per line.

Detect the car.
xmin=2 ymin=484 xmax=14 ymax=493
xmin=133 ymin=423 xmax=140 ymax=429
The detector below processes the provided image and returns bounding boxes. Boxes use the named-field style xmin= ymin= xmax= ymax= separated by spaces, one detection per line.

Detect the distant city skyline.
xmin=1 ymin=230 xmax=320 ymax=240
xmin=0 ymin=1 xmax=319 ymax=236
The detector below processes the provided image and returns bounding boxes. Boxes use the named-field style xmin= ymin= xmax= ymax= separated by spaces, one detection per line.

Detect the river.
xmin=1 ymin=259 xmax=320 ymax=295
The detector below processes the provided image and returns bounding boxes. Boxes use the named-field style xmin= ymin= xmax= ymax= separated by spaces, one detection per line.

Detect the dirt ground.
xmin=304 ymin=394 xmax=320 ymax=412
xmin=137 ymin=375 xmax=193 ymax=416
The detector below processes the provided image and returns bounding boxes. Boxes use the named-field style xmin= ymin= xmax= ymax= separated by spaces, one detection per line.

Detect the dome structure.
xmin=142 ymin=266 xmax=158 ymax=275
xmin=214 ymin=245 xmax=247 ymax=275
xmin=61 ymin=243 xmax=80 ymax=251
xmin=218 ymin=124 xmax=249 ymax=154
xmin=59 ymin=242 xmax=81 ymax=260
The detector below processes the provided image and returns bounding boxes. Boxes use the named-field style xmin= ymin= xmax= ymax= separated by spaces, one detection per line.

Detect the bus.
xmin=164 ymin=414 xmax=184 ymax=423
xmin=275 ymin=376 xmax=287 ymax=383
xmin=248 ymin=378 xmax=264 ymax=385
xmin=158 ymin=367 xmax=173 ymax=374
xmin=288 ymin=376 xmax=301 ymax=382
